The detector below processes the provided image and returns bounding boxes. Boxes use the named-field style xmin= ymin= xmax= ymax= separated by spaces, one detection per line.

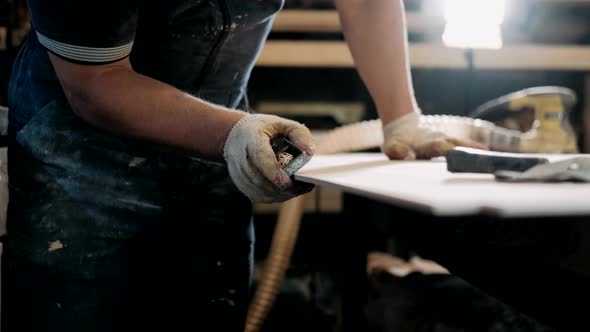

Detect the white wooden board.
xmin=294 ymin=153 xmax=590 ymax=218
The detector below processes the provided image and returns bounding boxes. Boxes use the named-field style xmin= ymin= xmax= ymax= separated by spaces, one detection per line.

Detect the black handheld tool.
xmin=271 ymin=136 xmax=312 ymax=177
xmin=446 ymin=147 xmax=549 ymax=174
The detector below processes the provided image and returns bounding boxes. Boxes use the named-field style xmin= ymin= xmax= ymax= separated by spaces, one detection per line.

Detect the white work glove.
xmin=382 ymin=112 xmax=485 ymax=160
xmin=224 ymin=114 xmax=315 ymax=203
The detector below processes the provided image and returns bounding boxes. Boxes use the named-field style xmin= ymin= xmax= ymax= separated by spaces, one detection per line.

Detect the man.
xmin=2 ymin=0 xmax=474 ymax=331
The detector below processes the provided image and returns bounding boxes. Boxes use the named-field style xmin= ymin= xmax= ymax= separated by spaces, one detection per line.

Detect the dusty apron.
xmin=2 ymin=1 xmax=283 ymax=331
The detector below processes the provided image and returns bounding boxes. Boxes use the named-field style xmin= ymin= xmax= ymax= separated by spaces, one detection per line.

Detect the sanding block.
xmin=446 ymin=147 xmax=590 ymax=182
xmin=271 ymin=136 xmax=312 ymax=177
xmin=446 ymin=147 xmax=549 ymax=173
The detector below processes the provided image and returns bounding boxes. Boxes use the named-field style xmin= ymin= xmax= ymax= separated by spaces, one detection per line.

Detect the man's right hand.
xmin=223 ymin=114 xmax=315 ymax=203
xmin=48 ymin=52 xmax=315 ymax=203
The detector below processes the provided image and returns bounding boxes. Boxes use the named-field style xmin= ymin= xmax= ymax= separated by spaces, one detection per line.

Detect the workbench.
xmin=294 ymin=153 xmax=590 ymax=331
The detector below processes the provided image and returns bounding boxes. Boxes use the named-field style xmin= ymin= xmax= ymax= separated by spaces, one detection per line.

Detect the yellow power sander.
xmin=469 ymin=86 xmax=579 ymax=153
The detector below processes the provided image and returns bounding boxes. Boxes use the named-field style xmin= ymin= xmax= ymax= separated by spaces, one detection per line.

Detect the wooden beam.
xmin=258 ymin=41 xmax=467 ymax=69
xmin=257 ymin=41 xmax=590 ymax=70
xmin=272 ymin=10 xmax=341 ymax=33
xmin=475 ymin=45 xmax=590 ymax=71
xmin=257 ymin=41 xmax=353 ymax=68
xmin=272 ymin=10 xmax=443 ymax=34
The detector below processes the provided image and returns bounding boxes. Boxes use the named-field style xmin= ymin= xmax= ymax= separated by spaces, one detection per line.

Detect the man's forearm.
xmin=335 ymin=0 xmax=417 ymax=124
xmin=50 ymin=54 xmax=245 ymax=161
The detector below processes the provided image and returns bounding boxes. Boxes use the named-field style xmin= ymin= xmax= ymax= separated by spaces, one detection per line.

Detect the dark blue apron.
xmin=3 ymin=1 xmax=283 ymax=331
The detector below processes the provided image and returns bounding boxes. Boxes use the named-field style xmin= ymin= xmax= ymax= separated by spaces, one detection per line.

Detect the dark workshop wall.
xmin=0 ymin=0 xmax=29 ymax=106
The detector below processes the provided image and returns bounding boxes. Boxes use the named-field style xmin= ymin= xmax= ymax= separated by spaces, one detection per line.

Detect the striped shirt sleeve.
xmin=27 ymin=0 xmax=138 ymax=65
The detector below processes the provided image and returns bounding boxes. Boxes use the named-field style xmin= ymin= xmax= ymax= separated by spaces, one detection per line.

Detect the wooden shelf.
xmin=272 ymin=10 xmax=341 ymax=33
xmin=266 ymin=9 xmax=590 ymax=71
xmin=257 ymin=41 xmax=590 ymax=70
xmin=272 ymin=10 xmax=443 ymax=34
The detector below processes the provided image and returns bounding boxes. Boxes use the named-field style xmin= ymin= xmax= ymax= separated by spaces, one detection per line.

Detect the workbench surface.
xmin=295 ymin=153 xmax=590 ymax=218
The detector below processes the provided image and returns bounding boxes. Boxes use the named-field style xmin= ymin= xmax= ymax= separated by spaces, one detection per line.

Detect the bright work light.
xmin=442 ymin=0 xmax=506 ymax=49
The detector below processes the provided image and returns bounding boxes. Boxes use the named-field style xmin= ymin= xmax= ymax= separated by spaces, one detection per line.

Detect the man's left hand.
xmin=382 ymin=112 xmax=487 ymax=160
